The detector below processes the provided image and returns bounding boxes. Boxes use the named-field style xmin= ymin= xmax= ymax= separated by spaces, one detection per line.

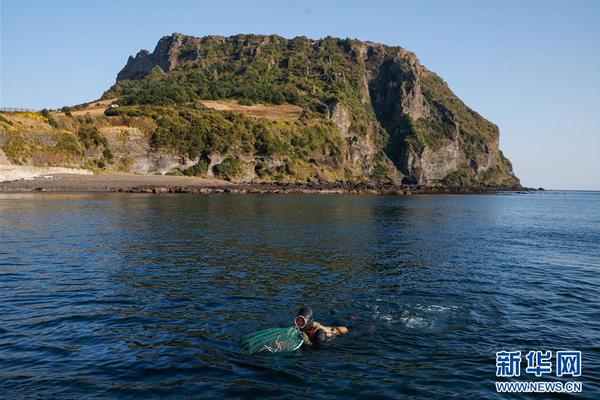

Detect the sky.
xmin=1 ymin=0 xmax=599 ymax=190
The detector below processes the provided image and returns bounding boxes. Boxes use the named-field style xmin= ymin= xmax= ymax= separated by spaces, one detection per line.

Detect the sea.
xmin=1 ymin=191 xmax=599 ymax=398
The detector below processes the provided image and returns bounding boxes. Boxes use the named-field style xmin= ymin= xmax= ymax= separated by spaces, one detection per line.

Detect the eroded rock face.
xmin=130 ymin=153 xmax=195 ymax=175
xmin=0 ymin=144 xmax=92 ymax=182
xmin=330 ymin=103 xmax=351 ymax=135
xmin=419 ymin=141 xmax=463 ymax=184
xmin=0 ymin=148 xmax=9 ymax=165
xmin=95 ymin=34 xmax=519 ymax=187
xmin=472 ymin=142 xmax=497 ymax=175
xmin=369 ymin=52 xmax=428 ymax=130
xmin=116 ymin=33 xmax=188 ymax=81
xmin=367 ymin=46 xmax=518 ymax=187
xmin=100 ymin=126 xmax=198 ymax=174
xmin=235 ymin=156 xmax=258 ymax=183
xmin=329 ymin=101 xmax=377 ymax=176
xmin=205 ymin=153 xmax=226 ymax=178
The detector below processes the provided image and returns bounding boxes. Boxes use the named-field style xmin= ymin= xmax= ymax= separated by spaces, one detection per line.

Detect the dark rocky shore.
xmin=119 ymin=182 xmax=530 ymax=195
xmin=0 ymin=173 xmax=533 ymax=195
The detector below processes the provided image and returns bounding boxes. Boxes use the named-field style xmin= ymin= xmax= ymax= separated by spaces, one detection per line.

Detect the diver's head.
xmin=294 ymin=306 xmax=314 ymax=330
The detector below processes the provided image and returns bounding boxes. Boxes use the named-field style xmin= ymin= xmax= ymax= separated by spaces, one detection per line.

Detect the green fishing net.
xmin=241 ymin=327 xmax=304 ymax=354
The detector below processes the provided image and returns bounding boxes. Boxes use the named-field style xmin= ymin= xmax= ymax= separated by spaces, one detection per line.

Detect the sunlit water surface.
xmin=1 ymin=192 xmax=599 ymax=398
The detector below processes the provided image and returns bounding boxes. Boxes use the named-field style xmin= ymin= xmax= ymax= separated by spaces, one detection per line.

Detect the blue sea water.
xmin=0 ymin=191 xmax=599 ymax=399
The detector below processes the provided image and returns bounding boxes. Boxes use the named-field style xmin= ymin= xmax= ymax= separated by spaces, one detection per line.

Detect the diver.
xmin=294 ymin=306 xmax=348 ymax=346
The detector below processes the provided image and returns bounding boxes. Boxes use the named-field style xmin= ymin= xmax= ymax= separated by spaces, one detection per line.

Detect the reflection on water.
xmin=1 ymin=192 xmax=599 ymax=398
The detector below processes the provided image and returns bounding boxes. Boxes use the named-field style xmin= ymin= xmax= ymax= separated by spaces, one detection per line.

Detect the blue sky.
xmin=1 ymin=0 xmax=599 ymax=190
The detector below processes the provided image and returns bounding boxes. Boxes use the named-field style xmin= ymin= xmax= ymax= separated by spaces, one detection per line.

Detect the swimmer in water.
xmin=294 ymin=306 xmax=349 ymax=346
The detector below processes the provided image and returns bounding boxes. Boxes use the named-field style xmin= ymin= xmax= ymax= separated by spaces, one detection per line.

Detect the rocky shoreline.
xmin=117 ymin=182 xmax=531 ymax=195
xmin=0 ymin=173 xmax=534 ymax=195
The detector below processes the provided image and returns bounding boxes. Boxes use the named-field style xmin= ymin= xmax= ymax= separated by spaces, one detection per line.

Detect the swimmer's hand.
xmin=299 ymin=331 xmax=312 ymax=345
xmin=335 ymin=326 xmax=349 ymax=335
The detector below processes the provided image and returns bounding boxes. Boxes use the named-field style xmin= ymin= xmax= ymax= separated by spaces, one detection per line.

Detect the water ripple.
xmin=0 ymin=192 xmax=599 ymax=398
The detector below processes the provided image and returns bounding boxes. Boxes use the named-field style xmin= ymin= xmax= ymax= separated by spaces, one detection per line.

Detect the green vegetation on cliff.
xmin=105 ymin=35 xmax=378 ymax=137
xmin=116 ymin=104 xmax=343 ymax=168
xmin=1 ymin=33 xmax=520 ymax=187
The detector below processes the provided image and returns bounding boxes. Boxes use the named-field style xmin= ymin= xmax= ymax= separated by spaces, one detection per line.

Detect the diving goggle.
xmin=294 ymin=315 xmax=308 ymax=329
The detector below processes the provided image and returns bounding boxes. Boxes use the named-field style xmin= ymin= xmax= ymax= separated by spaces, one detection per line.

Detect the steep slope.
xmin=105 ymin=33 xmax=519 ymax=187
xmin=1 ymin=33 xmax=519 ymax=188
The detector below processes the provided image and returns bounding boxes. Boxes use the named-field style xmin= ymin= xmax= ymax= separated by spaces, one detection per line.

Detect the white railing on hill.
xmin=0 ymin=107 xmax=40 ymax=113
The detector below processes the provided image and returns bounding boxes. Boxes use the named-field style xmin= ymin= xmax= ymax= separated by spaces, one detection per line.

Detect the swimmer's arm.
xmin=299 ymin=331 xmax=313 ymax=346
xmin=314 ymin=321 xmax=349 ymax=338
xmin=299 ymin=330 xmax=327 ymax=346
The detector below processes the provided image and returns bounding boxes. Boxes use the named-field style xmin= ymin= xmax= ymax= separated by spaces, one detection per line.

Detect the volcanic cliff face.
xmin=107 ymin=33 xmax=519 ymax=187
xmin=117 ymin=33 xmax=188 ymax=81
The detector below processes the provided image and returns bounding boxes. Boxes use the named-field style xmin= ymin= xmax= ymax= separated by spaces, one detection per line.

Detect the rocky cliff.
xmin=107 ymin=33 xmax=519 ymax=187
xmin=117 ymin=33 xmax=188 ymax=81
xmin=1 ymin=33 xmax=520 ymax=188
